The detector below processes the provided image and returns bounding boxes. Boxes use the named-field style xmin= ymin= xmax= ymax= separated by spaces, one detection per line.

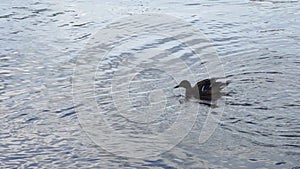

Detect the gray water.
xmin=0 ymin=0 xmax=299 ymax=168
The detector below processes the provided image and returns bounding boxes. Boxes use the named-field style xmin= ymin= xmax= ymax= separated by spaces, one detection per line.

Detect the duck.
xmin=174 ymin=78 xmax=229 ymax=100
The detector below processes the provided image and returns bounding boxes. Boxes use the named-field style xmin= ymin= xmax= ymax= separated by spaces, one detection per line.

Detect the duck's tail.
xmin=213 ymin=80 xmax=230 ymax=90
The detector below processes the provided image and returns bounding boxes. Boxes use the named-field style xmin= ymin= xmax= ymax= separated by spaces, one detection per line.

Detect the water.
xmin=0 ymin=0 xmax=299 ymax=168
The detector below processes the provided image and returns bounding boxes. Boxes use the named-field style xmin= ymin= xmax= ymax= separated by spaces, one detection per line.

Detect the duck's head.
xmin=174 ymin=80 xmax=192 ymax=89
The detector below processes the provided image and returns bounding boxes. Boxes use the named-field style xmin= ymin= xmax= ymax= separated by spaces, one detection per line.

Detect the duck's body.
xmin=174 ymin=78 xmax=229 ymax=100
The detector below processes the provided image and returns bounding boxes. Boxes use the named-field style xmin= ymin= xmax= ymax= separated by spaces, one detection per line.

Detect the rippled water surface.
xmin=1 ymin=0 xmax=299 ymax=168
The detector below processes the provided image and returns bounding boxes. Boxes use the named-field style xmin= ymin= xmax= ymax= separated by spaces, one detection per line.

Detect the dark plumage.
xmin=174 ymin=78 xmax=229 ymax=100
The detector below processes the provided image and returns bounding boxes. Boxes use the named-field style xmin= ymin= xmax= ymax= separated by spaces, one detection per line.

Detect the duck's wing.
xmin=195 ymin=78 xmax=229 ymax=100
xmin=196 ymin=79 xmax=212 ymax=93
xmin=196 ymin=78 xmax=229 ymax=92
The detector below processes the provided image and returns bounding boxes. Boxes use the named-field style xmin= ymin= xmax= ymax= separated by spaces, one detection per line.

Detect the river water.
xmin=0 ymin=0 xmax=299 ymax=168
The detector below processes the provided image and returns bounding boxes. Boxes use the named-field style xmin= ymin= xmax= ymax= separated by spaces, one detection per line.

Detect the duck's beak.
xmin=174 ymin=85 xmax=179 ymax=88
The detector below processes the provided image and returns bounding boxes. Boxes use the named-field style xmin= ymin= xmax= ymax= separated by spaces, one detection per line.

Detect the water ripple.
xmin=0 ymin=0 xmax=299 ymax=168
